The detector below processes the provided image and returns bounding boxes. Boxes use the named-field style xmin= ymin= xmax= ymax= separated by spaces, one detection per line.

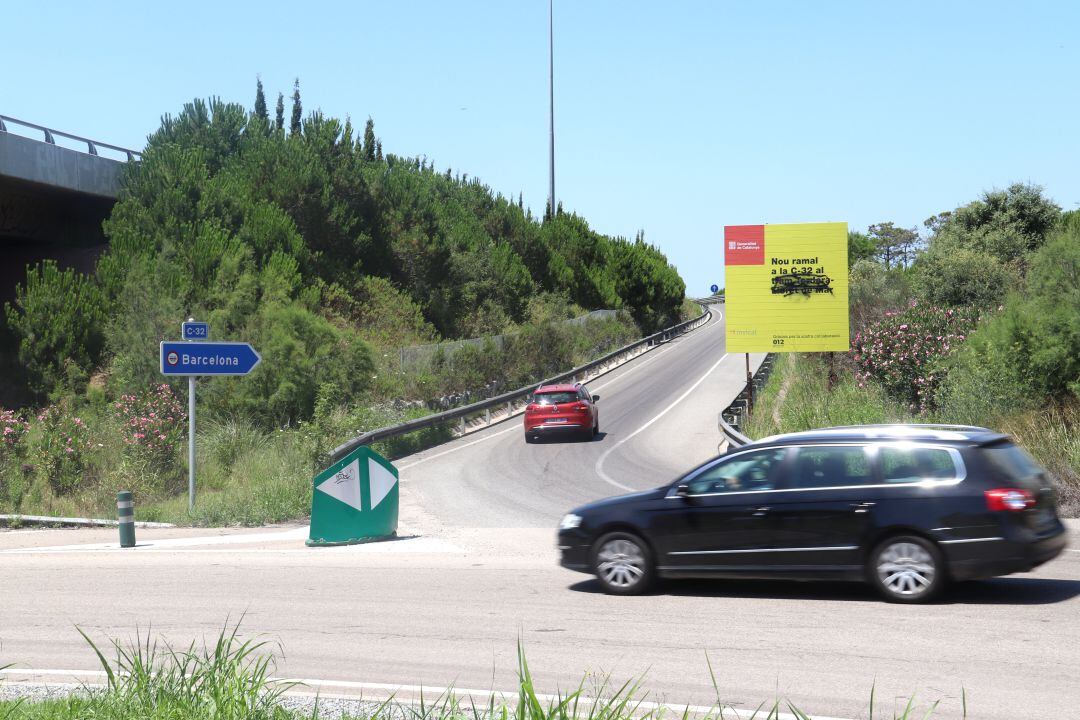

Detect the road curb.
xmin=0 ymin=514 xmax=175 ymax=529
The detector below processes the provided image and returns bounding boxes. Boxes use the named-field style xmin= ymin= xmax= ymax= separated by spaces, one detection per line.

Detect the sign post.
xmin=161 ymin=322 xmax=261 ymax=510
xmin=181 ymin=320 xmax=202 ymax=510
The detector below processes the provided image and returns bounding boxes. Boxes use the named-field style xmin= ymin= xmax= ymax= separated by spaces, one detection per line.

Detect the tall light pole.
xmin=548 ymin=0 xmax=556 ymax=219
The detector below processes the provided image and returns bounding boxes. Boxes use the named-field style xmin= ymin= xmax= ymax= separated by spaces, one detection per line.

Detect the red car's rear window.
xmin=533 ymin=391 xmax=579 ymax=405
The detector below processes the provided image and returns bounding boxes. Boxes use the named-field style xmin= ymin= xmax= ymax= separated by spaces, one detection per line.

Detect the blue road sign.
xmin=160 ymin=341 xmax=261 ymax=376
xmin=710 ymin=284 xmax=719 ymax=294
xmin=182 ymin=321 xmax=209 ymax=340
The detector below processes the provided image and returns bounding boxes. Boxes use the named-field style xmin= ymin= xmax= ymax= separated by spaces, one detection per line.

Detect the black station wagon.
xmin=558 ymin=425 xmax=1068 ymax=602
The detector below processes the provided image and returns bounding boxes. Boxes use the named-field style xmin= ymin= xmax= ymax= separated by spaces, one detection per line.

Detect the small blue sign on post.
xmin=710 ymin=284 xmax=719 ymax=294
xmin=160 ymin=341 xmax=262 ymax=376
xmin=182 ymin=321 xmax=209 ymax=340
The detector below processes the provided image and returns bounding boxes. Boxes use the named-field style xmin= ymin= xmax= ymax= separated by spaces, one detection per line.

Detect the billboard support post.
xmin=745 ymin=352 xmax=753 ymax=415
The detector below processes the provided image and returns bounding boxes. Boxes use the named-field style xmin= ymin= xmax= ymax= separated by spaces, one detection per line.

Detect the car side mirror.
xmin=592 ymin=394 xmax=600 ymax=403
xmin=675 ymin=484 xmax=690 ymax=498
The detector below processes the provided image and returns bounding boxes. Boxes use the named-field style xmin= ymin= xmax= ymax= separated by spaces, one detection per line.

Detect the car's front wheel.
xmin=591 ymin=532 xmax=654 ymax=595
xmin=869 ymin=535 xmax=944 ymax=603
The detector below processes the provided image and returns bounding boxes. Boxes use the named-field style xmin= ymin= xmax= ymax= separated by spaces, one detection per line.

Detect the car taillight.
xmin=525 ymin=404 xmax=538 ymax=413
xmin=985 ymin=488 xmax=1036 ymax=512
xmin=574 ymin=403 xmax=589 ymax=412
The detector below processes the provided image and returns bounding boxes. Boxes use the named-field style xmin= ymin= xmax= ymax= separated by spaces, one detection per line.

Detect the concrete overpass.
xmin=0 ymin=114 xmax=141 ymax=301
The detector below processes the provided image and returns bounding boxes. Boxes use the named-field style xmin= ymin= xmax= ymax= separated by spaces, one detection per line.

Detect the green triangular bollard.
xmin=307 ymin=445 xmax=399 ymax=546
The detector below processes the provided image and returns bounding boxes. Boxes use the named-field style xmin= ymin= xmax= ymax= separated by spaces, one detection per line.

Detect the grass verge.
xmin=0 ymin=624 xmax=964 ymax=720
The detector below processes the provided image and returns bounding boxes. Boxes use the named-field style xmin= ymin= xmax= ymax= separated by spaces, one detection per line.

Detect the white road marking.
xmin=0 ymin=527 xmax=461 ymax=555
xmin=594 ymin=352 xmax=730 ymax=491
xmin=0 ymin=669 xmax=858 ymax=720
xmin=397 ymin=311 xmax=722 ymax=472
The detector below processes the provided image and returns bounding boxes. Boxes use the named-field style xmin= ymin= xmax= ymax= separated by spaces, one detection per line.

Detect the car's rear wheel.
xmin=869 ymin=535 xmax=944 ymax=603
xmin=591 ymin=532 xmax=654 ymax=595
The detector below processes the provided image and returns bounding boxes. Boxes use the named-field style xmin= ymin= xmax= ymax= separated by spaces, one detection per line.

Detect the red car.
xmin=524 ymin=383 xmax=600 ymax=442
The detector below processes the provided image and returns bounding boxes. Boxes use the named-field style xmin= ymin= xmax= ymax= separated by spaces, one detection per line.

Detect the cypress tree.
xmin=254 ymin=78 xmax=268 ymax=120
xmin=518 ymin=192 xmax=524 ymax=210
xmin=290 ymin=79 xmax=303 ymax=136
xmin=376 ymin=141 xmax=383 ymax=162
xmin=275 ymin=92 xmax=285 ymax=131
xmin=362 ymin=118 xmax=376 ymax=161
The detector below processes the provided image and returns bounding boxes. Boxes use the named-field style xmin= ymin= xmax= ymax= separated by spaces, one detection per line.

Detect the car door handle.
xmin=751 ymin=506 xmax=771 ymax=517
xmin=851 ymin=502 xmax=876 ymax=513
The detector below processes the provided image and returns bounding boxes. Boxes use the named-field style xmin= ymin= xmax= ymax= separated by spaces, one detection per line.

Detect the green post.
xmin=117 ymin=491 xmax=135 ymax=548
xmin=307 ymin=446 xmax=399 ymax=546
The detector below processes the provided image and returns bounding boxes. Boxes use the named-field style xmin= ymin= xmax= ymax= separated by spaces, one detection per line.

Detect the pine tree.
xmin=275 ymin=92 xmax=285 ymax=131
xmin=362 ymin=118 xmax=376 ymax=161
xmin=254 ymin=78 xmax=268 ymax=120
xmin=376 ymin=141 xmax=383 ymax=162
xmin=290 ymin=79 xmax=303 ymax=136
xmin=518 ymin=192 xmax=524 ymax=210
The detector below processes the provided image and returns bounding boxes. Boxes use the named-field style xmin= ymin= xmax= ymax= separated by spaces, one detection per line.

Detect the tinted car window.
xmin=533 ymin=392 xmax=578 ymax=405
xmin=792 ymin=446 xmax=871 ymax=488
xmin=984 ymin=443 xmax=1045 ymax=489
xmin=686 ymin=449 xmax=786 ymax=495
xmin=880 ymin=446 xmax=958 ymax=483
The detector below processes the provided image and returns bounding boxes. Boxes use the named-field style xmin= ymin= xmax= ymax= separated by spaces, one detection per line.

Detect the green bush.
xmin=203 ymin=301 xmax=375 ymax=427
xmin=848 ymin=259 xmax=911 ymax=331
xmin=4 ymin=261 xmax=107 ymax=399
xmin=32 ymin=404 xmax=96 ymax=496
xmin=937 ymin=220 xmax=1080 ymax=413
xmin=912 ymin=246 xmax=1017 ymax=308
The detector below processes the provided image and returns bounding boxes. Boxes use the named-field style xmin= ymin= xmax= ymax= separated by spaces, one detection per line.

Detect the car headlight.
xmin=559 ymin=513 xmax=583 ymax=530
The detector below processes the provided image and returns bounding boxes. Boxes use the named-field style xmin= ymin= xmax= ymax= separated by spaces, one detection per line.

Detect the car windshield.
xmin=534 ymin=392 xmax=578 ymax=405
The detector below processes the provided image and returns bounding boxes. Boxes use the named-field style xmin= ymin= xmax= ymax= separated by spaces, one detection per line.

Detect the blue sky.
xmin=5 ymin=1 xmax=1078 ymax=296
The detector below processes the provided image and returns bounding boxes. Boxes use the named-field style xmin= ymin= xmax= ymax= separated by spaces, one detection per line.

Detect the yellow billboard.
xmin=724 ymin=222 xmax=849 ymax=352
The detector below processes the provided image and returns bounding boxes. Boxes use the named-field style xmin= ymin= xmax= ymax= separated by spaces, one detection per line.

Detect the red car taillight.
xmin=574 ymin=403 xmax=589 ymax=412
xmin=985 ymin=488 xmax=1036 ymax=512
xmin=525 ymin=404 xmax=538 ymax=414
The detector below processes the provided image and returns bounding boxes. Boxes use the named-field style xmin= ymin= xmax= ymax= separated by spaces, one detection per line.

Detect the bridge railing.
xmin=0 ymin=114 xmax=142 ymax=162
xmin=330 ymin=300 xmax=717 ymax=463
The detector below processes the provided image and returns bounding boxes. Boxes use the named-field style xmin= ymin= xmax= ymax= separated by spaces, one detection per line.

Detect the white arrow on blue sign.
xmin=710 ymin=284 xmax=719 ymax=294
xmin=160 ymin=341 xmax=262 ymax=376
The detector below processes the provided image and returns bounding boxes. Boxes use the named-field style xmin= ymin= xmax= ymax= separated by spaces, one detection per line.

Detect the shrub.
xmin=4 ymin=261 xmax=108 ymax=399
xmin=848 ymin=259 xmax=911 ymax=331
xmin=935 ymin=220 xmax=1080 ymax=422
xmin=851 ymin=301 xmax=982 ymax=412
xmin=112 ymin=384 xmax=186 ymax=476
xmin=1 ymin=409 xmax=30 ymax=457
xmin=912 ymin=246 xmax=1017 ymax=308
xmin=202 ymin=301 xmax=375 ymax=427
xmin=33 ymin=405 xmax=95 ymax=496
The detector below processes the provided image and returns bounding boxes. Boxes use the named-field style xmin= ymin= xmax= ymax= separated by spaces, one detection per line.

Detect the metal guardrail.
xmin=331 ymin=301 xmax=716 ymax=462
xmin=0 ymin=114 xmax=142 ymax=161
xmin=718 ymin=353 xmax=776 ymax=449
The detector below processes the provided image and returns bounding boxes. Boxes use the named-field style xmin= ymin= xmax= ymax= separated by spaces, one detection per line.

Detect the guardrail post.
xmin=485 ymin=408 xmax=491 ymax=426
xmin=459 ymin=416 xmax=466 ymax=434
xmin=506 ymin=401 xmax=512 ymax=417
xmin=117 ymin=491 xmax=135 ymax=548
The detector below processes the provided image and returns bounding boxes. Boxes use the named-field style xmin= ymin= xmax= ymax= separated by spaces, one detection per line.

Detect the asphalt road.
xmin=2 ymin=310 xmax=1078 ymax=720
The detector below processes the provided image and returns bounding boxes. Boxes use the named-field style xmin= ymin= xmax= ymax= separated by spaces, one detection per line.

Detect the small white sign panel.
xmin=316 ymin=459 xmax=362 ymax=511
xmin=369 ymin=458 xmax=397 ymax=510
